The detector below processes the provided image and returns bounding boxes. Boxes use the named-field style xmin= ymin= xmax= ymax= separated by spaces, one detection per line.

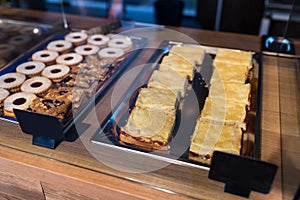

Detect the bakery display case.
xmin=0 ymin=5 xmax=299 ymax=200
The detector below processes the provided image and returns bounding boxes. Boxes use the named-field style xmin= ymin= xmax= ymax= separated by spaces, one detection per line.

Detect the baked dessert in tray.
xmin=189 ymin=48 xmax=253 ymax=165
xmin=0 ymin=31 xmax=138 ymax=124
xmin=189 ymin=119 xmax=243 ymax=165
xmin=118 ymin=44 xmax=205 ymax=151
xmin=120 ymin=106 xmax=176 ymax=150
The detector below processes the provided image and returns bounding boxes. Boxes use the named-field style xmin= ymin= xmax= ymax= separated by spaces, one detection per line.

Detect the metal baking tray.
xmin=0 ymin=30 xmax=147 ymax=148
xmin=91 ymin=40 xmax=262 ymax=168
xmin=0 ymin=18 xmax=55 ymax=69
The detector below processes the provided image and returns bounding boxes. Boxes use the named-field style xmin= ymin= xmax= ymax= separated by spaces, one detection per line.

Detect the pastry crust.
xmin=147 ymin=69 xmax=188 ymax=98
xmin=170 ymin=45 xmax=205 ymax=65
xmin=47 ymin=40 xmax=73 ymax=54
xmin=212 ymin=61 xmax=249 ymax=84
xmin=108 ymin=37 xmax=132 ymax=51
xmin=20 ymin=76 xmax=52 ymax=96
xmin=75 ymin=44 xmax=100 ymax=56
xmin=87 ymin=34 xmax=110 ymax=47
xmin=56 ymin=53 xmax=83 ymax=67
xmin=160 ymin=53 xmax=194 ymax=81
xmin=214 ymin=49 xmax=253 ymax=69
xmin=42 ymin=64 xmax=70 ymax=82
xmin=32 ymin=50 xmax=59 ymax=65
xmin=4 ymin=92 xmax=36 ymax=118
xmin=134 ymin=87 xmax=179 ymax=113
xmin=209 ymin=82 xmax=251 ymax=104
xmin=189 ymin=119 xmax=242 ymax=165
xmin=120 ymin=106 xmax=175 ymax=150
xmin=0 ymin=72 xmax=26 ymax=93
xmin=64 ymin=32 xmax=88 ymax=46
xmin=16 ymin=61 xmax=46 ymax=77
xmin=200 ymin=97 xmax=247 ymax=129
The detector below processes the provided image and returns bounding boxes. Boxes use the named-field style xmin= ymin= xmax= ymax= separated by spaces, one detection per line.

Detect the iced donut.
xmin=74 ymin=44 xmax=100 ymax=56
xmin=56 ymin=53 xmax=83 ymax=66
xmin=47 ymin=40 xmax=73 ymax=54
xmin=8 ymin=35 xmax=32 ymax=47
xmin=21 ymin=76 xmax=52 ymax=96
xmin=108 ymin=37 xmax=132 ymax=51
xmin=0 ymin=72 xmax=26 ymax=93
xmin=87 ymin=34 xmax=110 ymax=47
xmin=98 ymin=47 xmax=125 ymax=58
xmin=32 ymin=50 xmax=59 ymax=65
xmin=3 ymin=92 xmax=36 ymax=118
xmin=0 ymin=44 xmax=15 ymax=58
xmin=42 ymin=64 xmax=70 ymax=82
xmin=64 ymin=32 xmax=88 ymax=46
xmin=16 ymin=61 xmax=46 ymax=77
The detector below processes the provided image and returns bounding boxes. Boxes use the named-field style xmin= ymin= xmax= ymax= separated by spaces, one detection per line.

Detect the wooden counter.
xmin=0 ymin=7 xmax=299 ymax=200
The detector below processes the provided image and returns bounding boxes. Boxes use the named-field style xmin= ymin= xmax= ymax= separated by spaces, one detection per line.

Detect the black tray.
xmin=91 ymin=40 xmax=263 ymax=167
xmin=0 ymin=30 xmax=147 ymax=148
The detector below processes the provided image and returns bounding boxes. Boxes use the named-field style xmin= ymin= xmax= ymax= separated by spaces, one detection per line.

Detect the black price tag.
xmin=209 ymin=151 xmax=278 ymax=198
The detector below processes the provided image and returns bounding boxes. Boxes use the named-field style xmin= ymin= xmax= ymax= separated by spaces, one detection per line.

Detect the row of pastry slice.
xmin=120 ymin=45 xmax=205 ymax=150
xmin=189 ymin=48 xmax=253 ymax=165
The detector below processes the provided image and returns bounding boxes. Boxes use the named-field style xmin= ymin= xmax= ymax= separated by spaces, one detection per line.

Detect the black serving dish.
xmin=91 ymin=40 xmax=263 ymax=167
xmin=0 ymin=30 xmax=147 ymax=148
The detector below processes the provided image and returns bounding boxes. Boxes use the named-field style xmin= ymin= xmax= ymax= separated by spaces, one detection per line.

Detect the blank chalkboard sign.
xmin=209 ymin=151 xmax=278 ymax=198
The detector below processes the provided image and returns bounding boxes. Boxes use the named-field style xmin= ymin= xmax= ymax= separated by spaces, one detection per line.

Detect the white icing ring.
xmin=98 ymin=47 xmax=125 ymax=58
xmin=0 ymin=72 xmax=26 ymax=90
xmin=87 ymin=34 xmax=110 ymax=47
xmin=0 ymin=44 xmax=15 ymax=57
xmin=47 ymin=40 xmax=73 ymax=53
xmin=0 ymin=88 xmax=9 ymax=102
xmin=4 ymin=92 xmax=36 ymax=112
xmin=21 ymin=76 xmax=52 ymax=94
xmin=16 ymin=61 xmax=46 ymax=76
xmin=74 ymin=44 xmax=100 ymax=56
xmin=65 ymin=32 xmax=88 ymax=45
xmin=32 ymin=50 xmax=59 ymax=64
xmin=108 ymin=37 xmax=132 ymax=50
xmin=56 ymin=53 xmax=83 ymax=66
xmin=8 ymin=35 xmax=32 ymax=46
xmin=42 ymin=64 xmax=70 ymax=80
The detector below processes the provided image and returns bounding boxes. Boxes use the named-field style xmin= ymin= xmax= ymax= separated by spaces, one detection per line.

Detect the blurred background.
xmin=0 ymin=0 xmax=299 ymax=38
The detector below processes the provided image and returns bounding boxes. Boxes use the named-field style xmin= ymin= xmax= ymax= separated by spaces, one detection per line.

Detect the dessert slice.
xmin=189 ymin=119 xmax=242 ymax=165
xmin=134 ymin=87 xmax=180 ymax=113
xmin=214 ymin=49 xmax=253 ymax=69
xmin=211 ymin=61 xmax=249 ymax=84
xmin=27 ymin=87 xmax=73 ymax=120
xmin=120 ymin=106 xmax=176 ymax=150
xmin=200 ymin=97 xmax=247 ymax=129
xmin=169 ymin=45 xmax=205 ymax=65
xmin=209 ymin=82 xmax=251 ymax=104
xmin=160 ymin=53 xmax=195 ymax=81
xmin=147 ymin=69 xmax=188 ymax=98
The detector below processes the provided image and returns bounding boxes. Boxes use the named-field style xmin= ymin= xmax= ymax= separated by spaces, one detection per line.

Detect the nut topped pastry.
xmin=28 ymin=87 xmax=73 ymax=120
